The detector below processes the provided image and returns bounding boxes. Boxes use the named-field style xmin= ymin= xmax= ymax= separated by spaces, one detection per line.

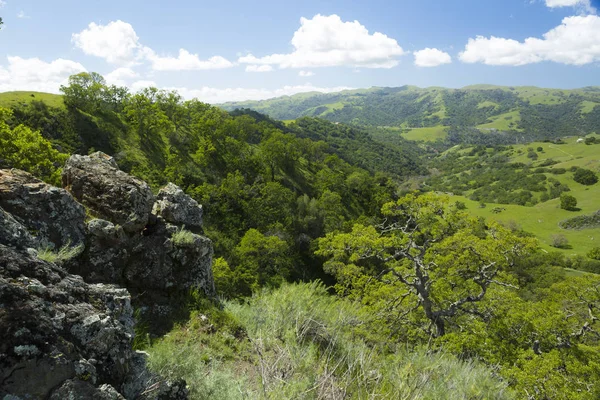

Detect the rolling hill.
xmin=219 ymin=85 xmax=600 ymax=142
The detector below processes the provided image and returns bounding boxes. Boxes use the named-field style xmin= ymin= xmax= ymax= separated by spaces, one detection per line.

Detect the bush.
xmin=587 ymin=247 xmax=600 ymax=261
xmin=455 ymin=201 xmax=467 ymax=210
xmin=573 ymin=168 xmax=598 ymax=185
xmin=559 ymin=210 xmax=600 ymax=230
xmin=560 ymin=194 xmax=577 ymax=211
xmin=550 ymin=234 xmax=569 ymax=249
xmin=0 ymin=107 xmax=68 ymax=185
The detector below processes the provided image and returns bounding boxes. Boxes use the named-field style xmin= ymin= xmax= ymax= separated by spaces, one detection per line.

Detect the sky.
xmin=0 ymin=0 xmax=599 ymax=103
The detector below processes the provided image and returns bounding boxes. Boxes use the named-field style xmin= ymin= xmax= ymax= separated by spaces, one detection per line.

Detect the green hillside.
xmin=0 ymin=91 xmax=64 ymax=109
xmin=220 ymin=85 xmax=600 ymax=142
xmin=424 ymin=135 xmax=600 ymax=259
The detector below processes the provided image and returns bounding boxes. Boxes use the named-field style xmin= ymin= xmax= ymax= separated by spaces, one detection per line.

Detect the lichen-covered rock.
xmin=0 ymin=245 xmax=186 ymax=399
xmin=0 ymin=206 xmax=36 ymax=249
xmin=49 ymin=380 xmax=125 ymax=400
xmin=62 ymin=152 xmax=155 ymax=233
xmin=76 ymin=218 xmax=215 ymax=333
xmin=152 ymin=183 xmax=203 ymax=232
xmin=0 ymin=169 xmax=86 ymax=248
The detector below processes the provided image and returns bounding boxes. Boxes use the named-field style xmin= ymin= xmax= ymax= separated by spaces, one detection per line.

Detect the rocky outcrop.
xmin=0 ymin=245 xmax=187 ymax=399
xmin=0 ymin=169 xmax=86 ymax=248
xmin=153 ymin=183 xmax=203 ymax=233
xmin=62 ymin=152 xmax=155 ymax=233
xmin=60 ymin=153 xmax=215 ymax=332
xmin=0 ymin=152 xmax=216 ymax=398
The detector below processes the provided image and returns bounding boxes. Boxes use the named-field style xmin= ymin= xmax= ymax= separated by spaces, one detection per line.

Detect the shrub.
xmin=559 ymin=210 xmax=600 ymax=230
xmin=550 ymin=234 xmax=569 ymax=249
xmin=573 ymin=168 xmax=598 ymax=185
xmin=587 ymin=247 xmax=600 ymax=261
xmin=455 ymin=201 xmax=467 ymax=210
xmin=560 ymin=194 xmax=577 ymax=211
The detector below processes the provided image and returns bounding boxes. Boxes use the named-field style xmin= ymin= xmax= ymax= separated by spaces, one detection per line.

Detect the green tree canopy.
xmin=317 ymin=192 xmax=538 ymax=338
xmin=0 ymin=107 xmax=67 ymax=184
xmin=573 ymin=168 xmax=598 ymax=186
xmin=560 ymin=193 xmax=578 ymax=211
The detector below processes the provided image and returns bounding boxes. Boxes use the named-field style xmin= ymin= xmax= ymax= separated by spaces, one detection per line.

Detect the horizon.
xmin=1 ymin=0 xmax=600 ymax=103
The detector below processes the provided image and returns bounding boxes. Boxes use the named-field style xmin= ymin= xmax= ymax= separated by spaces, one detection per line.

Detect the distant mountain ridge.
xmin=219 ymin=85 xmax=600 ymax=140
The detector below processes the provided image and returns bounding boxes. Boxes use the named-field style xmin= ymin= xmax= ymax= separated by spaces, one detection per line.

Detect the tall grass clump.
xmin=36 ymin=242 xmax=83 ymax=263
xmin=146 ymin=281 xmax=513 ymax=399
xmin=171 ymin=226 xmax=196 ymax=246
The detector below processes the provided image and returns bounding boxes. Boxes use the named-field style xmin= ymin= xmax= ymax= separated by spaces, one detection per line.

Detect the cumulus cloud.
xmin=72 ymin=20 xmax=142 ymax=65
xmin=414 ymin=48 xmax=452 ymax=67
xmin=72 ymin=20 xmax=233 ymax=70
xmin=299 ymin=70 xmax=315 ymax=76
xmin=545 ymin=0 xmax=595 ymax=12
xmin=146 ymin=49 xmax=234 ymax=71
xmin=238 ymin=14 xmax=406 ymax=69
xmin=17 ymin=10 xmax=30 ymax=19
xmin=0 ymin=56 xmax=87 ymax=93
xmin=459 ymin=15 xmax=600 ymax=66
xmin=245 ymin=64 xmax=274 ymax=72
xmin=168 ymin=84 xmax=353 ymax=104
xmin=130 ymin=80 xmax=158 ymax=92
xmin=105 ymin=67 xmax=139 ymax=86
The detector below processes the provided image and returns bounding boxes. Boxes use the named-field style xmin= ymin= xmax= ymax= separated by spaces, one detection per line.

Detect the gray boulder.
xmin=0 ymin=245 xmax=186 ymax=399
xmin=62 ymin=152 xmax=155 ymax=233
xmin=152 ymin=183 xmax=203 ymax=232
xmin=77 ymin=218 xmax=215 ymax=333
xmin=0 ymin=206 xmax=36 ymax=249
xmin=0 ymin=169 xmax=86 ymax=248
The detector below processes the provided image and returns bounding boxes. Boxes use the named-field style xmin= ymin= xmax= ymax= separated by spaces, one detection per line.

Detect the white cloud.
xmin=130 ymin=80 xmax=157 ymax=92
xmin=105 ymin=67 xmax=139 ymax=86
xmin=73 ymin=20 xmax=233 ymax=70
xmin=459 ymin=15 xmax=600 ymax=66
xmin=299 ymin=70 xmax=315 ymax=76
xmin=245 ymin=64 xmax=274 ymax=72
xmin=414 ymin=48 xmax=452 ymax=67
xmin=146 ymin=49 xmax=234 ymax=71
xmin=17 ymin=10 xmax=29 ymax=19
xmin=72 ymin=20 xmax=142 ymax=65
xmin=167 ymin=84 xmax=353 ymax=104
xmin=0 ymin=56 xmax=87 ymax=93
xmin=545 ymin=0 xmax=595 ymax=12
xmin=0 ymin=1 xmax=6 ymax=8
xmin=238 ymin=14 xmax=406 ymax=69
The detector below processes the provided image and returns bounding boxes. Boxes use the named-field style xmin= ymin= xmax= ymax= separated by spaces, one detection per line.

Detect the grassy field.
xmin=477 ymin=110 xmax=521 ymax=131
xmin=447 ymin=136 xmax=600 ymax=257
xmin=402 ymin=126 xmax=447 ymax=141
xmin=0 ymin=91 xmax=65 ymax=109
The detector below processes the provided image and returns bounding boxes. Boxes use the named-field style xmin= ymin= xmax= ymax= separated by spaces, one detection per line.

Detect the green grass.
xmin=436 ymin=137 xmax=600 ymax=257
xmin=147 ymin=282 xmax=513 ymax=400
xmin=446 ymin=138 xmax=600 ymax=257
xmin=580 ymin=100 xmax=600 ymax=114
xmin=36 ymin=242 xmax=84 ymax=263
xmin=171 ymin=226 xmax=196 ymax=246
xmin=477 ymin=110 xmax=521 ymax=131
xmin=0 ymin=91 xmax=65 ymax=109
xmin=477 ymin=100 xmax=499 ymax=109
xmin=402 ymin=126 xmax=448 ymax=141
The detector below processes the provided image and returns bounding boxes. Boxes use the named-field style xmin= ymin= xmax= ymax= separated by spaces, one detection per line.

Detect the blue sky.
xmin=0 ymin=0 xmax=599 ymax=102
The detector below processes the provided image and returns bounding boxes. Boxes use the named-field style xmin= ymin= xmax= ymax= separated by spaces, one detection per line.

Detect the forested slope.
xmin=220 ymin=85 xmax=600 ymax=142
